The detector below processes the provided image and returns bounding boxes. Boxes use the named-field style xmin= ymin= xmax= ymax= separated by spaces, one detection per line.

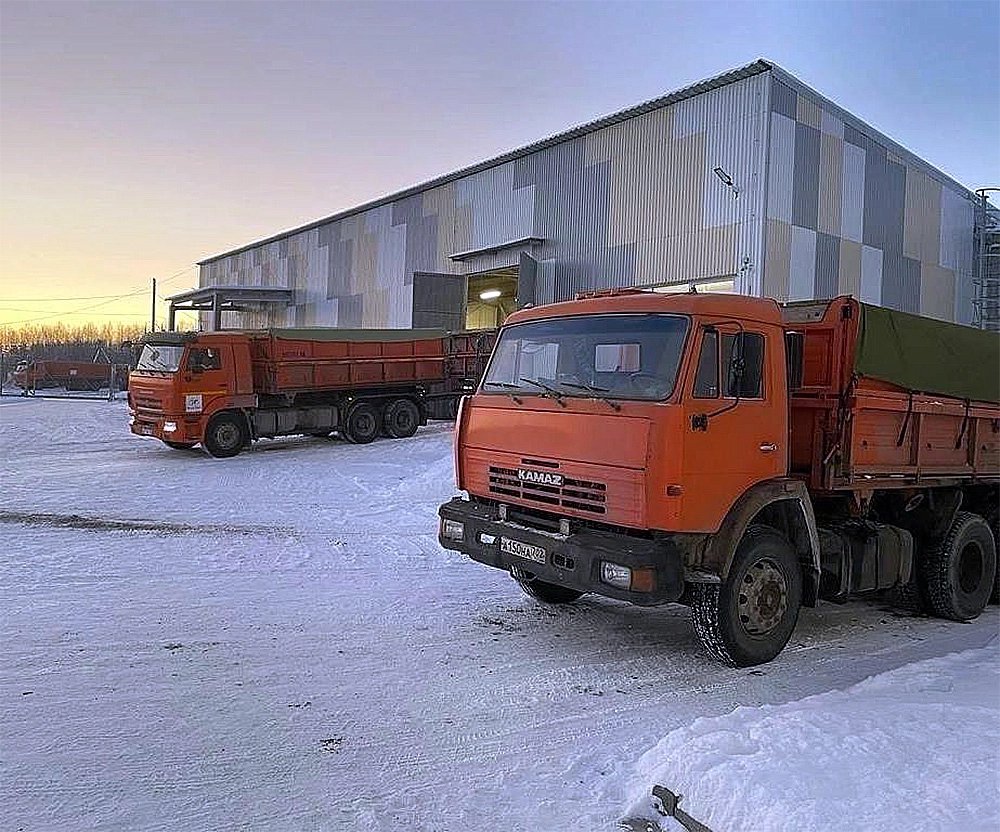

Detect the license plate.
xmin=141 ymin=424 xmax=154 ymax=436
xmin=500 ymin=537 xmax=547 ymax=565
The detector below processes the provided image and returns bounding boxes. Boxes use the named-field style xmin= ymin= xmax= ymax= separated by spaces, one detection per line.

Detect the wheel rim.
xmin=353 ymin=411 xmax=376 ymax=438
xmin=958 ymin=541 xmax=984 ymax=594
xmin=737 ymin=558 xmax=788 ymax=635
xmin=215 ymin=422 xmax=240 ymax=450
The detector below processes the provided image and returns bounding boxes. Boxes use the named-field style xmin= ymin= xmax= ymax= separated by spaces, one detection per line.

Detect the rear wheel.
xmin=342 ymin=402 xmax=380 ymax=444
xmin=921 ymin=511 xmax=995 ymax=621
xmin=691 ymin=526 xmax=802 ymax=667
xmin=510 ymin=565 xmax=583 ymax=604
xmin=204 ymin=413 xmax=247 ymax=458
xmin=384 ymin=398 xmax=420 ymax=439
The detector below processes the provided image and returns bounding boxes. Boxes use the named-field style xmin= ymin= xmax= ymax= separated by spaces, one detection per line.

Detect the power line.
xmin=0 ymin=265 xmax=199 ymax=327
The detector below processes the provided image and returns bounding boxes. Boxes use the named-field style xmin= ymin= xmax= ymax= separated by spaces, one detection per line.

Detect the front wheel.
xmin=691 ymin=525 xmax=802 ymax=667
xmin=510 ymin=565 xmax=584 ymax=604
xmin=203 ymin=413 xmax=247 ymax=458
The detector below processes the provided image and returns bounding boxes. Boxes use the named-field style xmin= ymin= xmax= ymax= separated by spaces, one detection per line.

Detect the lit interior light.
xmin=479 ymin=289 xmax=501 ymax=300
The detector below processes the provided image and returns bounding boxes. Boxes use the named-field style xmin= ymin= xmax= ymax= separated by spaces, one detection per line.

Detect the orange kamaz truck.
xmin=438 ymin=292 xmax=1000 ymax=666
xmin=129 ymin=328 xmax=494 ymax=457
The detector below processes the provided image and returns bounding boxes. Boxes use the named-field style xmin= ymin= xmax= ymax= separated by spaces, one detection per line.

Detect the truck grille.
xmin=487 ymin=465 xmax=607 ymax=515
xmin=134 ymin=394 xmax=162 ymax=411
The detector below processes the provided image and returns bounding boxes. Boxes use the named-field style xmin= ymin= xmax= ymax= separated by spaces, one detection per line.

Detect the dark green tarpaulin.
xmin=856 ymin=304 xmax=1000 ymax=403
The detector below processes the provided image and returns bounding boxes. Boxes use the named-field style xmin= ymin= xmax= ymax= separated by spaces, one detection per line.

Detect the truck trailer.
xmin=128 ymin=328 xmax=495 ymax=457
xmin=438 ymin=292 xmax=1000 ymax=666
xmin=13 ymin=359 xmax=127 ymax=392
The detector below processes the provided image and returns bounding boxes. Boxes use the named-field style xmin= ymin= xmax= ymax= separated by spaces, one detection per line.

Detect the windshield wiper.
xmin=518 ymin=378 xmax=567 ymax=407
xmin=557 ymin=380 xmax=621 ymax=411
xmin=482 ymin=380 xmax=523 ymax=404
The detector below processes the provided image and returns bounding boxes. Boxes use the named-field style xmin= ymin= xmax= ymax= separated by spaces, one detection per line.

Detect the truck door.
xmin=680 ymin=323 xmax=787 ymax=532
xmin=182 ymin=344 xmax=233 ymax=416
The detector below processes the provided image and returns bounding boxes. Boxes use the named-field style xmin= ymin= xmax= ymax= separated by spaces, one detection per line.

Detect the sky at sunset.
xmin=1 ymin=0 xmax=997 ymax=329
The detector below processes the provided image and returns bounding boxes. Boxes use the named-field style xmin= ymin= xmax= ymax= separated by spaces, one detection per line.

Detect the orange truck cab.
xmin=128 ymin=328 xmax=495 ymax=457
xmin=439 ymin=291 xmax=1000 ymax=666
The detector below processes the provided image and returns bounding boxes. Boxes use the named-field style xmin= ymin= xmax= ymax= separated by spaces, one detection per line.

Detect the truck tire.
xmin=690 ymin=525 xmax=802 ymax=667
xmin=986 ymin=507 xmax=999 ymax=605
xmin=164 ymin=440 xmax=198 ymax=450
xmin=384 ymin=399 xmax=420 ymax=439
xmin=921 ymin=511 xmax=996 ymax=621
xmin=510 ymin=565 xmax=583 ymax=604
xmin=204 ymin=413 xmax=247 ymax=458
xmin=342 ymin=402 xmax=380 ymax=444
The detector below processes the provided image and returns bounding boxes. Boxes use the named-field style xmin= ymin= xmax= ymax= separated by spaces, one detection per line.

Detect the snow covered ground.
xmin=2 ymin=396 xmax=998 ymax=831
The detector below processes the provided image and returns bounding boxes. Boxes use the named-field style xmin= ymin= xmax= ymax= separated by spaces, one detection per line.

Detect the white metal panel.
xmin=789 ymin=225 xmax=817 ymax=300
xmin=860 ymin=244 xmax=883 ymax=303
xmin=841 ymin=141 xmax=865 ymax=243
xmin=766 ymin=112 xmax=795 ymax=222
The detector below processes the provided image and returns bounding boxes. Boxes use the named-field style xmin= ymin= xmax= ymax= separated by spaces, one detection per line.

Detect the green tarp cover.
xmin=856 ymin=304 xmax=1000 ymax=403
xmin=266 ymin=327 xmax=447 ymax=342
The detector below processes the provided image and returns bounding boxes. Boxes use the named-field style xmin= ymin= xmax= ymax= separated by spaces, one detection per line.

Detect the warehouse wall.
xmin=761 ymin=75 xmax=976 ymax=324
xmin=198 ymin=73 xmax=771 ymax=328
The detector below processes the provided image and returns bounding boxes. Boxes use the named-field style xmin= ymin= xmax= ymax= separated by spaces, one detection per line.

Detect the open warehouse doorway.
xmin=465 ymin=252 xmax=538 ymax=330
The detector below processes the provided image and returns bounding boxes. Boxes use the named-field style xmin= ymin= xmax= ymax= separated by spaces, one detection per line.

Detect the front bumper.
xmin=130 ymin=413 xmax=198 ymax=444
xmin=438 ymin=497 xmax=685 ymax=606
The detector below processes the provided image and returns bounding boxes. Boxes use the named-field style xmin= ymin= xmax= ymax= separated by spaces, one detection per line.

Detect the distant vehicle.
xmin=128 ymin=328 xmax=496 ymax=457
xmin=12 ymin=359 xmax=127 ymax=392
xmin=439 ymin=292 xmax=1000 ymax=666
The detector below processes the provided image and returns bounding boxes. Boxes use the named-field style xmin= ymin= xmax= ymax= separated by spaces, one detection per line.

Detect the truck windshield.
xmin=136 ymin=344 xmax=185 ymax=372
xmin=482 ymin=313 xmax=689 ymax=401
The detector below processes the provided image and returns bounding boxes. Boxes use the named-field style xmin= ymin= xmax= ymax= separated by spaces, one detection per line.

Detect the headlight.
xmin=163 ymin=421 xmax=177 ymax=433
xmin=441 ymin=519 xmax=465 ymax=542
xmin=600 ymin=561 xmax=632 ymax=589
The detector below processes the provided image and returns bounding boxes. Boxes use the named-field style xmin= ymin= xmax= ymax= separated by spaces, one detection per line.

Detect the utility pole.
xmin=150 ymin=277 xmax=157 ymax=332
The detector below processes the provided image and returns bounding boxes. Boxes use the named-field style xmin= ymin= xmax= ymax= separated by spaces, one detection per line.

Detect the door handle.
xmin=760 ymin=442 xmax=777 ymax=452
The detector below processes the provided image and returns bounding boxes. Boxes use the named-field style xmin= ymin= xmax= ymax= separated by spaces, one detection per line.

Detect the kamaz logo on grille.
xmin=517 ymin=468 xmax=563 ymax=487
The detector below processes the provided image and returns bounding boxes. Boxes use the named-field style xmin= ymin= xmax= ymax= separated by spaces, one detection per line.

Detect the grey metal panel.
xmin=336 ymin=294 xmax=363 ymax=328
xmin=792 ymin=122 xmax=820 ymax=230
xmin=518 ymin=252 xmax=537 ymax=308
xmin=412 ymin=272 xmax=465 ymax=330
xmin=771 ymin=80 xmax=797 ymax=119
xmin=883 ymin=160 xmax=906 ymax=258
xmin=862 ymin=139 xmax=888 ymax=248
xmin=814 ymin=232 xmax=840 ymax=299
xmin=882 ymin=253 xmax=920 ymax=313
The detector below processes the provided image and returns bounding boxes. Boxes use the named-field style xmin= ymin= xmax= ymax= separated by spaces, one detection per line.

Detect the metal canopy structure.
xmin=167 ymin=286 xmax=294 ymax=330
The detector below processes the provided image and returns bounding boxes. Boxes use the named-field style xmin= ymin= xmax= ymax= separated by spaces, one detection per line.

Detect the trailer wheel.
xmin=510 ymin=565 xmax=583 ymax=604
xmin=204 ymin=413 xmax=247 ymax=458
xmin=690 ymin=526 xmax=802 ymax=667
xmin=163 ymin=440 xmax=197 ymax=450
xmin=384 ymin=399 xmax=420 ymax=439
xmin=921 ymin=511 xmax=996 ymax=621
xmin=343 ymin=402 xmax=380 ymax=444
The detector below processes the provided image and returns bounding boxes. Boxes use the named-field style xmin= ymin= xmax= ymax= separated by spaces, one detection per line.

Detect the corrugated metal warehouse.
xmin=190 ymin=59 xmax=987 ymax=332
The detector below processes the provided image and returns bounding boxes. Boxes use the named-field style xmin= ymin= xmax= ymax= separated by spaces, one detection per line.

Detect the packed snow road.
xmin=2 ymin=396 xmax=997 ymax=831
